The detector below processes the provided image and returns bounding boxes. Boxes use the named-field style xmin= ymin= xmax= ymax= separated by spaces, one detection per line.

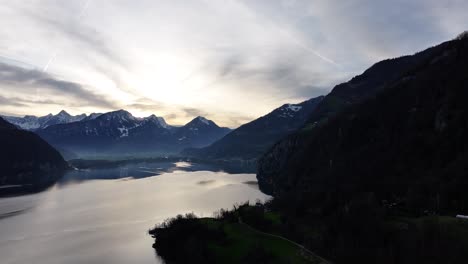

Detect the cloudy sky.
xmin=0 ymin=0 xmax=466 ymax=127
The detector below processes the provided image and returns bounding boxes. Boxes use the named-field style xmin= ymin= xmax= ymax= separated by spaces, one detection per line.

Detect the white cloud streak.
xmin=0 ymin=0 xmax=466 ymax=127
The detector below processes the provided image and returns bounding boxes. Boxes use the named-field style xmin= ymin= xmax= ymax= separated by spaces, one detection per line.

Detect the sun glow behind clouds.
xmin=129 ymin=52 xmax=202 ymax=105
xmin=0 ymin=1 xmax=467 ymax=127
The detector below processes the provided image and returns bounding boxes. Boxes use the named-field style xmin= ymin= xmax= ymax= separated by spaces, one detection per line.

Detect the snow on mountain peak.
xmin=44 ymin=110 xmax=87 ymax=125
xmin=57 ymin=110 xmax=71 ymax=117
xmin=2 ymin=115 xmax=41 ymax=130
xmin=102 ymin=110 xmax=136 ymax=122
xmin=156 ymin=117 xmax=168 ymax=128
xmin=145 ymin=114 xmax=169 ymax=128
xmin=3 ymin=110 xmax=228 ymax=136
xmin=1 ymin=110 xmax=87 ymax=130
xmin=196 ymin=116 xmax=211 ymax=125
xmin=83 ymin=113 xmax=102 ymax=121
xmin=286 ymin=104 xmax=302 ymax=112
xmin=276 ymin=104 xmax=303 ymax=118
xmin=456 ymin=31 xmax=468 ymax=40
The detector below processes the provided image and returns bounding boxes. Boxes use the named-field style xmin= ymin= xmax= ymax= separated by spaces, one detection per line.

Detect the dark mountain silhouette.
xmin=183 ymin=96 xmax=324 ymax=160
xmin=258 ymin=36 xmax=457 ymax=195
xmin=255 ymin=34 xmax=468 ymax=264
xmin=0 ymin=117 xmax=68 ymax=190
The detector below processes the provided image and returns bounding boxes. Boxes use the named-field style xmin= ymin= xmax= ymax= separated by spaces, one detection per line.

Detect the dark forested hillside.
xmin=256 ymin=37 xmax=455 ymax=195
xmin=0 ymin=117 xmax=68 ymax=188
xmin=305 ymin=40 xmax=451 ymax=128
xmin=183 ymin=96 xmax=324 ymax=161
xmin=258 ymin=36 xmax=466 ymax=197
xmin=256 ymin=35 xmax=468 ymax=263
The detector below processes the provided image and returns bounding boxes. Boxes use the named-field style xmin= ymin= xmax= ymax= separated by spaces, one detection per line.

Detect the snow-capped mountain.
xmin=81 ymin=113 xmax=103 ymax=121
xmin=175 ymin=116 xmax=231 ymax=148
xmin=39 ymin=110 xmax=152 ymax=139
xmin=2 ymin=115 xmax=45 ymax=130
xmin=183 ymin=96 xmax=324 ymax=160
xmin=145 ymin=114 xmax=170 ymax=129
xmin=42 ymin=110 xmax=86 ymax=128
xmin=36 ymin=110 xmax=230 ymax=158
xmin=2 ymin=110 xmax=88 ymax=130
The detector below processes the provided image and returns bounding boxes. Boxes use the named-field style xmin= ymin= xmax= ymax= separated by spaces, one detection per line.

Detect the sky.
xmin=0 ymin=0 xmax=467 ymax=127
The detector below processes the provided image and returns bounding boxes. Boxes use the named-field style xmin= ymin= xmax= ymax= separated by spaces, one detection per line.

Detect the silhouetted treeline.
xmin=148 ymin=205 xmax=281 ymax=264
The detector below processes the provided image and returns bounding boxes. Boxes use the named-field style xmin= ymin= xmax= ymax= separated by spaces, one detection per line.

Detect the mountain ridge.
xmin=36 ymin=110 xmax=231 ymax=159
xmin=2 ymin=110 xmax=93 ymax=130
xmin=257 ymin=37 xmax=455 ymax=195
xmin=258 ymin=34 xmax=468 ymax=206
xmin=183 ymin=96 xmax=324 ymax=160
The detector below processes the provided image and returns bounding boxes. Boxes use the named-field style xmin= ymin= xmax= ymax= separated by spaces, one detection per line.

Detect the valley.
xmin=1 ymin=2 xmax=467 ymax=263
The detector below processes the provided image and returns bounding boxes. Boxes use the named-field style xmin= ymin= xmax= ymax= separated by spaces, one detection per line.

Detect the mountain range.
xmin=2 ymin=110 xmax=98 ymax=130
xmin=183 ymin=96 xmax=324 ymax=160
xmin=35 ymin=110 xmax=231 ymax=159
xmin=5 ymin=97 xmax=327 ymax=161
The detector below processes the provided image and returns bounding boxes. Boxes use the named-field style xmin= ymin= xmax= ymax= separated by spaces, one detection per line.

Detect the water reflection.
xmin=0 ymin=169 xmax=269 ymax=264
xmin=60 ymin=160 xmax=255 ymax=184
xmin=0 ymin=159 xmax=256 ymax=199
xmin=58 ymin=162 xmax=238 ymax=185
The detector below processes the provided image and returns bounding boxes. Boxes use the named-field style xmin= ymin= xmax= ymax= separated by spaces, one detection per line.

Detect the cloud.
xmin=165 ymin=113 xmax=178 ymax=120
xmin=8 ymin=1 xmax=128 ymax=70
xmin=30 ymin=13 xmax=127 ymax=70
xmin=0 ymin=95 xmax=26 ymax=107
xmin=0 ymin=94 xmax=62 ymax=107
xmin=0 ymin=62 xmax=117 ymax=109
xmin=124 ymin=97 xmax=254 ymax=128
xmin=0 ymin=0 xmax=467 ymax=127
xmin=181 ymin=107 xmax=209 ymax=118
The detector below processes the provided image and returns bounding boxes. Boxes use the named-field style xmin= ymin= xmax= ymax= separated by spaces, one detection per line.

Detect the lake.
xmin=0 ymin=162 xmax=270 ymax=264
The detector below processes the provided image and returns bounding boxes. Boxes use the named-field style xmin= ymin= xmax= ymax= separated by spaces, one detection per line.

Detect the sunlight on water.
xmin=0 ymin=170 xmax=269 ymax=264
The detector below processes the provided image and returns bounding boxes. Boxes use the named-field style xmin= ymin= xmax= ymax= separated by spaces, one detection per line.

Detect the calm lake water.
xmin=0 ymin=162 xmax=270 ymax=264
